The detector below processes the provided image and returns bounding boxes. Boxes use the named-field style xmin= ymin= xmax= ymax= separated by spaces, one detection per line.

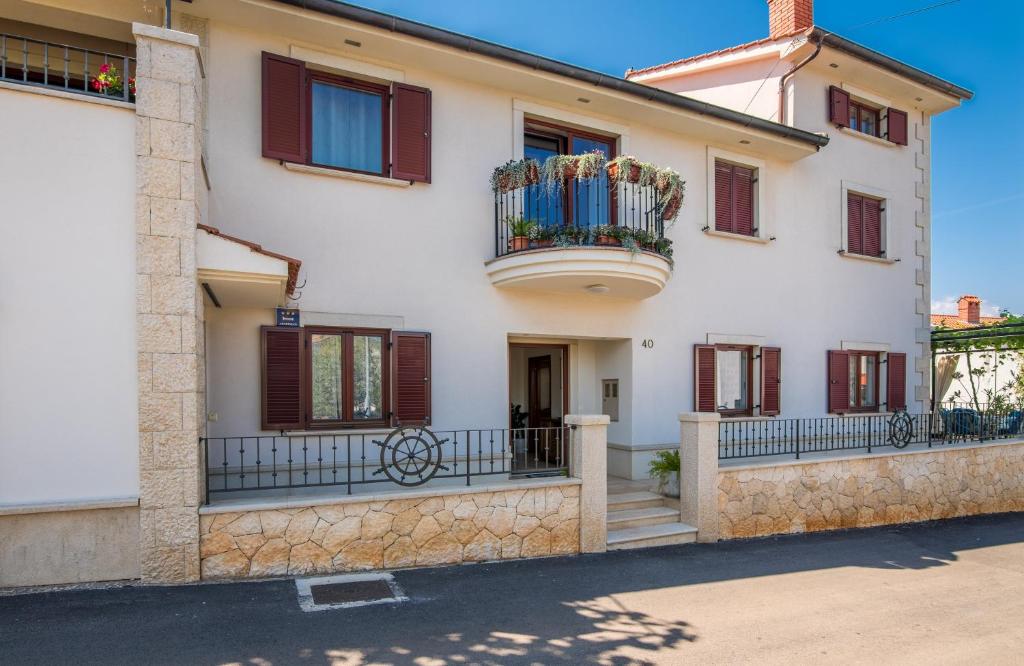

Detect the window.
xmin=847 ymin=351 xmax=879 ymax=411
xmin=827 ymin=86 xmax=908 ymax=146
xmin=716 ymin=346 xmax=752 ymax=415
xmin=309 ymin=75 xmax=387 ymax=175
xmin=828 ymin=349 xmax=886 ymax=414
xmin=846 ymin=192 xmax=884 ymax=258
xmin=307 ymin=327 xmax=387 ymax=427
xmin=694 ymin=343 xmax=780 ymax=417
xmin=714 ymin=160 xmax=756 ymax=236
xmin=848 ymin=100 xmax=880 ymax=138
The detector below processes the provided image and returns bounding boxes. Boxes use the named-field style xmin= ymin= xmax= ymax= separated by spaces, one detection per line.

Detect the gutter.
xmin=270 ymin=0 xmax=829 ymax=149
xmin=778 ymin=33 xmax=825 ymax=126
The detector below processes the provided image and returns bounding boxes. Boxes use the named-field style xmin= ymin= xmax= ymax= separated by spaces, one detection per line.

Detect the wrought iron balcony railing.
xmin=1 ymin=33 xmax=136 ymax=102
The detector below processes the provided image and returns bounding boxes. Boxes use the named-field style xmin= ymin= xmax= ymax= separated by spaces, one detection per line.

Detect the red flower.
xmin=99 ymin=63 xmax=110 ymax=74
xmin=92 ymin=78 xmax=102 ymax=91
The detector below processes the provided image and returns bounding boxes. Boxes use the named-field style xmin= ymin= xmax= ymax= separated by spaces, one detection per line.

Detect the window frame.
xmin=706 ymin=147 xmax=767 ymax=242
xmin=715 ymin=344 xmax=754 ymax=417
xmin=713 ymin=159 xmax=758 ymax=236
xmin=846 ymin=350 xmax=880 ymax=413
xmin=303 ymin=325 xmax=391 ymax=429
xmin=848 ymin=99 xmax=881 ymax=138
xmin=846 ymin=191 xmax=885 ymax=258
xmin=305 ymin=69 xmax=390 ymax=178
xmin=840 ymin=180 xmax=891 ymax=261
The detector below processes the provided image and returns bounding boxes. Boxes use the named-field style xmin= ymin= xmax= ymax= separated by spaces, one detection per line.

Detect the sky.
xmin=346 ymin=0 xmax=1024 ymax=315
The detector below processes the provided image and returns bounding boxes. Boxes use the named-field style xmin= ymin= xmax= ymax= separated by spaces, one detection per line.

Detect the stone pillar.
xmin=679 ymin=412 xmax=720 ymax=542
xmin=566 ymin=414 xmax=609 ymax=553
xmin=133 ymin=23 xmax=205 ymax=583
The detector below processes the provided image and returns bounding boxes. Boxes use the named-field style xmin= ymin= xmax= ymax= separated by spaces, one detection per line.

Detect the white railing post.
xmin=566 ymin=414 xmax=609 ymax=553
xmin=679 ymin=412 xmax=720 ymax=542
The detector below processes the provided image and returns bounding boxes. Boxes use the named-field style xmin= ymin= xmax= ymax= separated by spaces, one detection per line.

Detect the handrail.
xmin=0 ymin=32 xmax=136 ymax=103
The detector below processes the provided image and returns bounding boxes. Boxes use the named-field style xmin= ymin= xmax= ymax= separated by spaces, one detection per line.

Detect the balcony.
xmin=0 ymin=33 xmax=136 ymax=103
xmin=484 ymin=154 xmax=680 ymax=299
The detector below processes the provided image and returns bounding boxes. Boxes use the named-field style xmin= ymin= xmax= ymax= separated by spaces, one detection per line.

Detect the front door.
xmin=509 ymin=343 xmax=569 ymax=475
xmin=528 ymin=355 xmax=552 ymax=429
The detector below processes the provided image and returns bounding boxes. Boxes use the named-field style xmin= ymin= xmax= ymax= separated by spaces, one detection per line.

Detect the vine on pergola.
xmin=932 ymin=315 xmax=1024 ymax=410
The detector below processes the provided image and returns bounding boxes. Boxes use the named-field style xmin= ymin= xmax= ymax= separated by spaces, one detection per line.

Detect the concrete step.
xmin=607 ymin=505 xmax=681 ymax=530
xmin=607 ymin=491 xmax=668 ymax=512
xmin=607 ymin=522 xmax=698 ymax=551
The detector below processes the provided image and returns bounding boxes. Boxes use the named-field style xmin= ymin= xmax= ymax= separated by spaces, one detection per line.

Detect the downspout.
xmin=778 ymin=32 xmax=827 ymax=127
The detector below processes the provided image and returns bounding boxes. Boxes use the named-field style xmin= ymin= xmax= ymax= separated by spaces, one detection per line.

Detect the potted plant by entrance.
xmin=507 ymin=216 xmax=537 ymax=252
xmin=490 ymin=158 xmax=541 ymax=194
xmin=648 ymin=449 xmax=680 ymax=498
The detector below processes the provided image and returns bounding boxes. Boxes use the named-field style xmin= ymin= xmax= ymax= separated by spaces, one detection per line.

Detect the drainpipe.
xmin=165 ymin=0 xmax=172 ymax=28
xmin=777 ymin=32 xmax=827 ymax=126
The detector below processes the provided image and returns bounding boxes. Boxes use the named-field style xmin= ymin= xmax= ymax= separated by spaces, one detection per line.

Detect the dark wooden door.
xmin=528 ymin=355 xmax=552 ymax=429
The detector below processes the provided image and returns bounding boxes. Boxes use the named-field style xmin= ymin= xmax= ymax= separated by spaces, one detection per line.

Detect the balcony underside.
xmin=484 ymin=247 xmax=672 ymax=299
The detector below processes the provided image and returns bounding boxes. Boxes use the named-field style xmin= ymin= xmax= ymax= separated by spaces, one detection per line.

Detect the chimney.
xmin=767 ymin=0 xmax=814 ymax=38
xmin=958 ymin=295 xmax=981 ymax=324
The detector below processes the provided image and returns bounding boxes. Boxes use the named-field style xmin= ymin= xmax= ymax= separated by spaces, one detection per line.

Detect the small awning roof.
xmin=197 ymin=224 xmax=301 ymax=308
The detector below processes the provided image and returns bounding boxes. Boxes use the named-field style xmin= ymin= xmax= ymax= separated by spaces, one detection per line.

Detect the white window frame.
xmin=840 ymin=180 xmax=895 ymax=263
xmin=705 ymin=146 xmax=769 ymax=243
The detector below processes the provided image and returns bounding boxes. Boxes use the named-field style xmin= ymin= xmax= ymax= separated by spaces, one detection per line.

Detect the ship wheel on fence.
xmin=887 ymin=409 xmax=914 ymax=449
xmin=372 ymin=426 xmax=450 ymax=486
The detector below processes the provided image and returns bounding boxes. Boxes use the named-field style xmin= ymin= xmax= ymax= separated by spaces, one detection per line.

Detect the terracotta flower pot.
xmin=662 ymin=190 xmax=683 ymax=221
xmin=526 ymin=162 xmax=540 ymax=186
xmin=562 ymin=160 xmax=578 ymax=180
xmin=596 ymin=235 xmax=621 ymax=246
xmin=609 ymin=162 xmax=641 ymax=184
xmin=534 ymin=239 xmax=554 ymax=248
xmin=510 ymin=236 xmax=530 ymax=252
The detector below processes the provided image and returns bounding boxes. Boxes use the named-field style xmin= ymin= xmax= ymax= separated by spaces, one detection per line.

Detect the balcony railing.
xmin=492 ymin=155 xmax=683 ymax=261
xmin=1 ymin=33 xmax=136 ymax=102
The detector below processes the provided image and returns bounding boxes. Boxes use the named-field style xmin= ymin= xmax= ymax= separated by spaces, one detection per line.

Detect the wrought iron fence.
xmin=203 ymin=425 xmax=570 ymax=503
xmin=1 ymin=33 xmax=135 ymax=102
xmin=719 ymin=407 xmax=1024 ymax=461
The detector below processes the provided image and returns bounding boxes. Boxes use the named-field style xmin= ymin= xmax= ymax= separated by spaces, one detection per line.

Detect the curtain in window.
xmin=311 ymin=81 xmax=382 ymax=173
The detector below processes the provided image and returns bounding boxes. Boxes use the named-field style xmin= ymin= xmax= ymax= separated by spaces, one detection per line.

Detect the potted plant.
xmin=654 ymin=236 xmax=673 ymax=260
xmin=91 ymin=62 xmax=136 ymax=98
xmin=532 ymin=224 xmax=556 ymax=248
xmin=632 ymin=228 xmax=657 ymax=251
xmin=490 ymin=158 xmax=541 ymax=194
xmin=606 ymin=155 xmax=642 ymax=184
xmin=507 ymin=216 xmax=537 ymax=252
xmin=575 ymin=150 xmax=606 ymax=180
xmin=554 ymin=225 xmax=586 ymax=247
xmin=648 ymin=449 xmax=680 ymax=498
xmin=542 ymin=154 xmax=580 ymax=191
xmin=655 ymin=168 xmax=686 ymax=222
xmin=595 ymin=224 xmax=621 ymax=246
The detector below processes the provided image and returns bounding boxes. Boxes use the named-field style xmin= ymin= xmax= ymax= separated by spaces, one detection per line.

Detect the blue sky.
xmin=348 ymin=0 xmax=1023 ymax=315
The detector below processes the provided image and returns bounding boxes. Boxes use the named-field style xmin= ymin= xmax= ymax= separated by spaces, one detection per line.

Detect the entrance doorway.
xmin=509 ymin=343 xmax=569 ymax=475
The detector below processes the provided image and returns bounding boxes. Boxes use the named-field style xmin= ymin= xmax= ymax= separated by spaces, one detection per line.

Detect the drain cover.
xmin=310 ymin=579 xmax=394 ymax=605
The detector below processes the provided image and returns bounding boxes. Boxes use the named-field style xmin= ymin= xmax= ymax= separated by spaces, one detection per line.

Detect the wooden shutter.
xmin=392 ymin=331 xmax=431 ymax=425
xmin=760 ymin=347 xmax=781 ymax=416
xmin=734 ymin=165 xmax=754 ymax=236
xmin=827 ymin=350 xmax=850 ymax=414
xmin=887 ymin=352 xmax=907 ymax=410
xmin=886 ymin=108 xmax=908 ymax=146
xmin=828 ymin=86 xmax=850 ymax=127
xmin=714 ymin=161 xmax=732 ymax=233
xmin=261 ymin=326 xmax=304 ymax=430
xmin=391 ymin=83 xmax=431 ymax=183
xmin=261 ymin=52 xmax=306 ymax=163
xmin=847 ymin=193 xmax=863 ymax=255
xmin=694 ymin=344 xmax=717 ymax=413
xmin=863 ymin=197 xmax=882 ymax=257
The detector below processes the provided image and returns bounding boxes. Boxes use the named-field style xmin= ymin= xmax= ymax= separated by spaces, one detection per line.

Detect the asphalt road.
xmin=2 ymin=513 xmax=1023 ymax=665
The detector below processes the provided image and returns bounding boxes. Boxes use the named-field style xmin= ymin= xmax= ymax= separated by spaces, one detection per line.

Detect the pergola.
xmin=931 ymin=319 xmax=1024 ymax=411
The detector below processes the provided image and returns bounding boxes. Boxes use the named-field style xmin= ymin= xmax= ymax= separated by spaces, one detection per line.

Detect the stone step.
xmin=607 ymin=522 xmax=698 ymax=551
xmin=607 ymin=491 xmax=668 ymax=512
xmin=607 ymin=505 xmax=681 ymax=530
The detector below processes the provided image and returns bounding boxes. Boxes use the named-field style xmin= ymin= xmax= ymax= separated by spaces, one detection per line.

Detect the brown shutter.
xmin=847 ymin=193 xmax=863 ymax=255
xmin=887 ymin=352 xmax=907 ymax=410
xmin=694 ymin=344 xmax=717 ymax=412
xmin=392 ymin=331 xmax=431 ymax=425
xmin=828 ymin=85 xmax=850 ymax=127
xmin=261 ymin=52 xmax=306 ymax=163
xmin=261 ymin=326 xmax=304 ymax=430
xmin=827 ymin=350 xmax=850 ymax=414
xmin=886 ymin=108 xmax=908 ymax=145
xmin=391 ymin=83 xmax=431 ymax=183
xmin=734 ymin=165 xmax=754 ymax=236
xmin=714 ymin=160 xmax=732 ymax=233
xmin=760 ymin=347 xmax=781 ymax=416
xmin=863 ymin=197 xmax=882 ymax=257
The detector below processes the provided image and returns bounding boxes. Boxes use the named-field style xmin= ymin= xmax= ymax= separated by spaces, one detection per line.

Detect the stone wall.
xmin=718 ymin=441 xmax=1024 ymax=539
xmin=199 ymin=484 xmax=581 ymax=578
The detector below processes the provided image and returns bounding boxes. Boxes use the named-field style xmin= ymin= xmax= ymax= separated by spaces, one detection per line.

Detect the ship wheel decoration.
xmin=887 ymin=409 xmax=914 ymax=449
xmin=372 ymin=427 xmax=450 ymax=486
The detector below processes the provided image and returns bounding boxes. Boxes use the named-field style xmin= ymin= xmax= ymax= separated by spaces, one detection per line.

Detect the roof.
xmin=626 ymin=26 xmax=973 ymax=102
xmin=930 ymin=314 xmax=1005 ymax=329
xmin=197 ymin=224 xmax=301 ymax=296
xmin=269 ymin=0 xmax=828 ymax=149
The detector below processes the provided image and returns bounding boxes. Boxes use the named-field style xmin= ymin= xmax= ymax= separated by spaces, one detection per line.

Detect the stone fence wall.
xmin=199 ymin=482 xmax=581 ymax=579
xmin=717 ymin=440 xmax=1024 ymax=539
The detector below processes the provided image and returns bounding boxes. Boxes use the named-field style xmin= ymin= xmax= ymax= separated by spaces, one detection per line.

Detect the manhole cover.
xmin=310 ymin=579 xmax=394 ymax=605
xmin=296 ymin=573 xmax=407 ymax=612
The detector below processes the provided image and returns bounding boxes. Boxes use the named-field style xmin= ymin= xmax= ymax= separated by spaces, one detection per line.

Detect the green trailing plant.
xmin=654 ymin=236 xmax=673 ymax=260
xmin=575 ymin=150 xmax=606 ymax=180
xmin=648 ymin=449 xmax=680 ymax=485
xmin=490 ymin=158 xmax=540 ymax=193
xmin=542 ymin=154 xmax=578 ymax=192
xmin=506 ymin=216 xmax=538 ymax=238
xmin=631 ymin=227 xmax=657 ymax=249
xmin=554 ymin=225 xmax=588 ymax=247
xmin=655 ymin=168 xmax=686 ymax=223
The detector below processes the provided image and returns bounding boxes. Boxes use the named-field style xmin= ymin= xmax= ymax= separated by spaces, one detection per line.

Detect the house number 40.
xmin=641 ymin=339 xmax=654 ymax=349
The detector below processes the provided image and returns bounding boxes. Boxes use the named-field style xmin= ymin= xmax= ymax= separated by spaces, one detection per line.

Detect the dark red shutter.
xmin=714 ymin=161 xmax=732 ymax=233
xmin=863 ymin=197 xmax=882 ymax=257
xmin=392 ymin=331 xmax=431 ymax=425
xmin=261 ymin=52 xmax=306 ymax=163
xmin=734 ymin=165 xmax=754 ymax=236
xmin=847 ymin=193 xmax=863 ymax=255
xmin=391 ymin=83 xmax=431 ymax=183
xmin=886 ymin=108 xmax=908 ymax=146
xmin=829 ymin=86 xmax=850 ymax=127
xmin=262 ymin=326 xmax=304 ymax=430
xmin=828 ymin=350 xmax=850 ymax=414
xmin=694 ymin=344 xmax=717 ymax=412
xmin=760 ymin=347 xmax=781 ymax=416
xmin=887 ymin=352 xmax=907 ymax=410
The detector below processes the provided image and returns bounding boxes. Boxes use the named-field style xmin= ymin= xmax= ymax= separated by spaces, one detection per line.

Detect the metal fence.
xmin=719 ymin=407 xmax=1024 ymax=461
xmin=203 ymin=425 xmax=570 ymax=503
xmin=1 ymin=33 xmax=135 ymax=102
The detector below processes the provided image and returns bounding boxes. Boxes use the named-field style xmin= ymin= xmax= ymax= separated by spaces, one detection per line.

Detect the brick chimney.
xmin=767 ymin=0 xmax=814 ymax=38
xmin=958 ymin=295 xmax=981 ymax=324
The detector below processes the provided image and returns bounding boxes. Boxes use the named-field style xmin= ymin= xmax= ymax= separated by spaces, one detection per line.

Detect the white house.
xmin=0 ymin=0 xmax=975 ymax=587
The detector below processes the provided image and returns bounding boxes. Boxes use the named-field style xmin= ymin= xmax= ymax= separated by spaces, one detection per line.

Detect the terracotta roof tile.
xmin=930 ymin=313 xmax=1006 ymax=329
xmin=625 ymin=28 xmax=809 ymax=78
xmin=198 ymin=223 xmax=301 ymax=297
